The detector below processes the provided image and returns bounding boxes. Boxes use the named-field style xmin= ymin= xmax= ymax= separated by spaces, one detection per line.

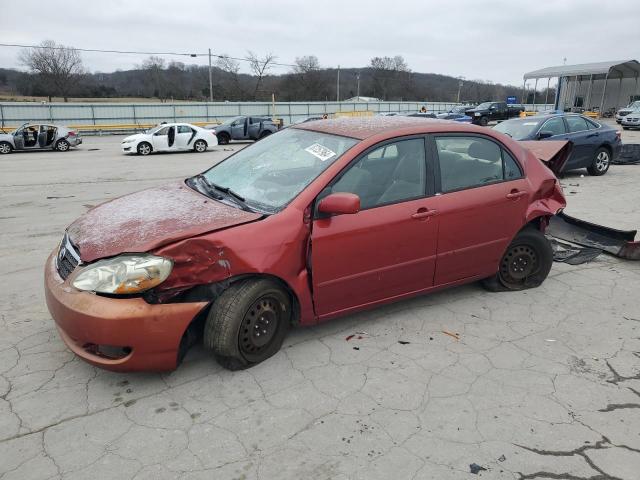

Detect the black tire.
xmin=217 ymin=132 xmax=230 ymax=145
xmin=479 ymin=116 xmax=489 ymax=127
xmin=587 ymin=147 xmax=611 ymax=176
xmin=203 ymin=279 xmax=291 ymax=370
xmin=193 ymin=139 xmax=207 ymax=153
xmin=137 ymin=142 xmax=152 ymax=156
xmin=55 ymin=139 xmax=70 ymax=152
xmin=482 ymin=226 xmax=553 ymax=292
xmin=0 ymin=141 xmax=12 ymax=154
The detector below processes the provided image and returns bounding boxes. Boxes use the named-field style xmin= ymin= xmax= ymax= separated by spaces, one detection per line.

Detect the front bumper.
xmin=44 ymin=251 xmax=207 ymax=372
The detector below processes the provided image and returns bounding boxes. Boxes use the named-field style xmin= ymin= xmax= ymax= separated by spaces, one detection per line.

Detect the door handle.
xmin=411 ymin=209 xmax=438 ymax=220
xmin=586 ymin=133 xmax=599 ymax=138
xmin=506 ymin=190 xmax=527 ymax=199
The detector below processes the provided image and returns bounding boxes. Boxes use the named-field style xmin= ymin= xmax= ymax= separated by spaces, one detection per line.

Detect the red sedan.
xmin=44 ymin=117 xmax=566 ymax=371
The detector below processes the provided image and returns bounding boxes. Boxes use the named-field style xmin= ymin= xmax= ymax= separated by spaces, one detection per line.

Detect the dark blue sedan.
xmin=493 ymin=114 xmax=621 ymax=176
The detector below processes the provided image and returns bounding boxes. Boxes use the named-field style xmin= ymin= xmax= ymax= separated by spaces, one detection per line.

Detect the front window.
xmin=476 ymin=102 xmax=494 ymax=109
xmin=493 ymin=118 xmax=542 ymax=140
xmin=222 ymin=116 xmax=243 ymax=126
xmin=195 ymin=128 xmax=357 ymax=213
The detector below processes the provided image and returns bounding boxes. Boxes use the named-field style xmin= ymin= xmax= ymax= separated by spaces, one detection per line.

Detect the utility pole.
xmin=456 ymin=78 xmax=464 ymax=103
xmin=356 ymin=71 xmax=360 ymax=98
xmin=208 ymin=48 xmax=213 ymax=102
xmin=337 ymin=65 xmax=340 ymax=102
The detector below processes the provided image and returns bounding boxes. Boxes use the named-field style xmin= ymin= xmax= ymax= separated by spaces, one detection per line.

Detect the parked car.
xmin=45 ymin=116 xmax=566 ymax=372
xmin=492 ymin=113 xmax=621 ymax=176
xmin=121 ymin=123 xmax=216 ymax=155
xmin=206 ymin=116 xmax=279 ymax=144
xmin=615 ymin=100 xmax=640 ymax=123
xmin=0 ymin=123 xmax=81 ymax=154
xmin=403 ymin=112 xmax=437 ymax=119
xmin=621 ymin=109 xmax=640 ymax=130
xmin=436 ymin=105 xmax=475 ymax=120
xmin=466 ymin=102 xmax=525 ymax=126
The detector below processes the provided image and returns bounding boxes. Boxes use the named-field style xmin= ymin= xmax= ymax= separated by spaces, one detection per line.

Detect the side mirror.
xmin=318 ymin=193 xmax=360 ymax=216
xmin=537 ymin=130 xmax=554 ymax=139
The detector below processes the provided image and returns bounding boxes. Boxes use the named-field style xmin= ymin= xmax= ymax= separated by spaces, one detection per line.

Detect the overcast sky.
xmin=2 ymin=0 xmax=639 ymax=86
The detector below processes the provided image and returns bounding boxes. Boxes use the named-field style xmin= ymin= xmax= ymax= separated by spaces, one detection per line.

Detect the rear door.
xmin=230 ymin=118 xmax=248 ymax=139
xmin=433 ymin=134 xmax=529 ymax=285
xmin=311 ymin=137 xmax=439 ymax=318
xmin=175 ymin=125 xmax=195 ymax=150
xmin=564 ymin=116 xmax=594 ymax=168
xmin=247 ymin=118 xmax=262 ymax=139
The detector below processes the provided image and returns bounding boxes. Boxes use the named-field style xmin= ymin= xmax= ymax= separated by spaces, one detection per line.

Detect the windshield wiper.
xmin=194 ymin=174 xmax=253 ymax=211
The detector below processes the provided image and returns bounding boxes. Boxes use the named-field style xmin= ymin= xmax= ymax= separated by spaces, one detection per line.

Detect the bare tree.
xmin=141 ymin=56 xmax=169 ymax=101
xmin=247 ymin=51 xmax=277 ymax=100
xmin=369 ymin=55 xmax=411 ymax=100
xmin=19 ymin=40 xmax=84 ymax=102
xmin=291 ymin=55 xmax=323 ymax=100
xmin=216 ymin=54 xmax=244 ymax=100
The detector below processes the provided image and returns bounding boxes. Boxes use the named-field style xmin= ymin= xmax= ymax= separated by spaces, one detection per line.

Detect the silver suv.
xmin=616 ymin=100 xmax=640 ymax=123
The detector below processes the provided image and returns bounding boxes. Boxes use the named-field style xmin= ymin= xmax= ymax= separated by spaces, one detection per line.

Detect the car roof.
xmin=292 ymin=116 xmax=470 ymax=140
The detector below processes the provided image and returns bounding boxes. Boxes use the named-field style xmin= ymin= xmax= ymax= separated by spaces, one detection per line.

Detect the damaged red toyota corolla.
xmin=44 ymin=117 xmax=566 ymax=372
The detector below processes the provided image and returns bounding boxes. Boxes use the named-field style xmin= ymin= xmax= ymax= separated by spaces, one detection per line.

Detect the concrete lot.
xmin=1 ymin=132 xmax=640 ymax=480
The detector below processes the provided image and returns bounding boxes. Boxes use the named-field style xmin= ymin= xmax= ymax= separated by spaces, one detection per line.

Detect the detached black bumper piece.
xmin=548 ymin=212 xmax=640 ymax=260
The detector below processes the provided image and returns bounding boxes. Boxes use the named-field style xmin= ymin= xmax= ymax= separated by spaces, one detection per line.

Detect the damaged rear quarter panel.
xmin=151 ymin=207 xmax=317 ymax=324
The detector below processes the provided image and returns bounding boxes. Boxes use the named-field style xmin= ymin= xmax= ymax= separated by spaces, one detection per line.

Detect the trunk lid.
xmin=518 ymin=140 xmax=572 ymax=175
xmin=67 ymin=181 xmax=262 ymax=262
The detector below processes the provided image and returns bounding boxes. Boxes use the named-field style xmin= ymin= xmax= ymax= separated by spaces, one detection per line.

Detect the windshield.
xmin=452 ymin=106 xmax=467 ymax=113
xmin=146 ymin=124 xmax=166 ymax=134
xmin=221 ymin=116 xmax=243 ymax=126
xmin=196 ymin=128 xmax=357 ymax=213
xmin=475 ymin=102 xmax=494 ymax=109
xmin=493 ymin=118 xmax=541 ymax=140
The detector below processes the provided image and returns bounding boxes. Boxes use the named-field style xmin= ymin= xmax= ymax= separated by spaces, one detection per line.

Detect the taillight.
xmin=68 ymin=131 xmax=76 ymax=137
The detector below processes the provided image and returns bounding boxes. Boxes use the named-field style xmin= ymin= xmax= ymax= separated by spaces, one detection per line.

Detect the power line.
xmin=0 ymin=42 xmax=300 ymax=69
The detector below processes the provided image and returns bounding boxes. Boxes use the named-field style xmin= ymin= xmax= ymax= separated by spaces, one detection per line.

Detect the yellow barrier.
xmin=334 ymin=111 xmax=374 ymax=118
xmin=583 ymin=111 xmax=599 ymax=119
xmin=519 ymin=111 xmax=539 ymax=118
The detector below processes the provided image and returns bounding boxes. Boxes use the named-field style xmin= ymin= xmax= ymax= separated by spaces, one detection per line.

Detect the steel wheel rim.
xmin=0 ymin=144 xmax=10 ymax=153
xmin=139 ymin=144 xmax=150 ymax=155
xmin=595 ymin=151 xmax=609 ymax=171
xmin=500 ymin=244 xmax=539 ymax=286
xmin=239 ymin=296 xmax=281 ymax=357
xmin=195 ymin=141 xmax=206 ymax=152
xmin=58 ymin=141 xmax=69 ymax=151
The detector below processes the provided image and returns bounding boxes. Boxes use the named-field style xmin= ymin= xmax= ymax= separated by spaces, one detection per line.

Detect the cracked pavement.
xmin=1 ymin=132 xmax=639 ymax=479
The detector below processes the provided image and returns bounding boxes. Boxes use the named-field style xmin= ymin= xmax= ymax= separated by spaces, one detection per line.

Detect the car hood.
xmin=122 ymin=133 xmax=147 ymax=142
xmin=67 ymin=180 xmax=262 ymax=262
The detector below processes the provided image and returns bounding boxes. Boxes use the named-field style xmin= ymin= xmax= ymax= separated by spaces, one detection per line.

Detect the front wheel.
xmin=55 ymin=139 xmax=70 ymax=152
xmin=482 ymin=227 xmax=553 ymax=291
xmin=587 ymin=147 xmax=610 ymax=176
xmin=0 ymin=141 xmax=12 ymax=154
xmin=217 ymin=132 xmax=230 ymax=145
xmin=137 ymin=142 xmax=152 ymax=156
xmin=204 ymin=279 xmax=291 ymax=370
xmin=479 ymin=116 xmax=489 ymax=126
xmin=193 ymin=139 xmax=207 ymax=152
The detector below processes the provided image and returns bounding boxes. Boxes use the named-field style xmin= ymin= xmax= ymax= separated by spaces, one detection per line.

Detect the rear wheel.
xmin=482 ymin=227 xmax=553 ymax=291
xmin=193 ymin=139 xmax=207 ymax=153
xmin=587 ymin=147 xmax=610 ymax=176
xmin=204 ymin=279 xmax=291 ymax=370
xmin=0 ymin=141 xmax=12 ymax=154
xmin=55 ymin=139 xmax=70 ymax=152
xmin=137 ymin=142 xmax=152 ymax=156
xmin=217 ymin=132 xmax=230 ymax=145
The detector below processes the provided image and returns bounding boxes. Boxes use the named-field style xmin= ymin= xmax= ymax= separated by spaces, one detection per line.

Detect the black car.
xmin=493 ymin=114 xmax=622 ymax=176
xmin=465 ymin=102 xmax=524 ymax=126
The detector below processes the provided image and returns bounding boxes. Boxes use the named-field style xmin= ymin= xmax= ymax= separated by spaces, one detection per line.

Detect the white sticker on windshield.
xmin=523 ymin=122 xmax=538 ymax=126
xmin=305 ymin=143 xmax=336 ymax=162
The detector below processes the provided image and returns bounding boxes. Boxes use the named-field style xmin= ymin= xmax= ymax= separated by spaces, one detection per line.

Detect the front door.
xmin=152 ymin=125 xmax=171 ymax=151
xmin=230 ymin=118 xmax=248 ymax=140
xmin=311 ymin=137 xmax=439 ymax=318
xmin=433 ymin=134 xmax=529 ymax=284
xmin=23 ymin=125 xmax=40 ymax=149
xmin=13 ymin=129 xmax=25 ymax=150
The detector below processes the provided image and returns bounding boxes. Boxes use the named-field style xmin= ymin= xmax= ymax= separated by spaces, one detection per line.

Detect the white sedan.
xmin=121 ymin=123 xmax=217 ymax=155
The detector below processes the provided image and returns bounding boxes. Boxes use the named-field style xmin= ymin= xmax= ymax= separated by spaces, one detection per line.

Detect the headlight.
xmin=474 ymin=112 xmax=481 ymax=116
xmin=72 ymin=254 xmax=173 ymax=294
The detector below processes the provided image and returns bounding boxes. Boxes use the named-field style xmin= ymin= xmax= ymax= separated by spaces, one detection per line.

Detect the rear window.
xmin=566 ymin=116 xmax=589 ymax=132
